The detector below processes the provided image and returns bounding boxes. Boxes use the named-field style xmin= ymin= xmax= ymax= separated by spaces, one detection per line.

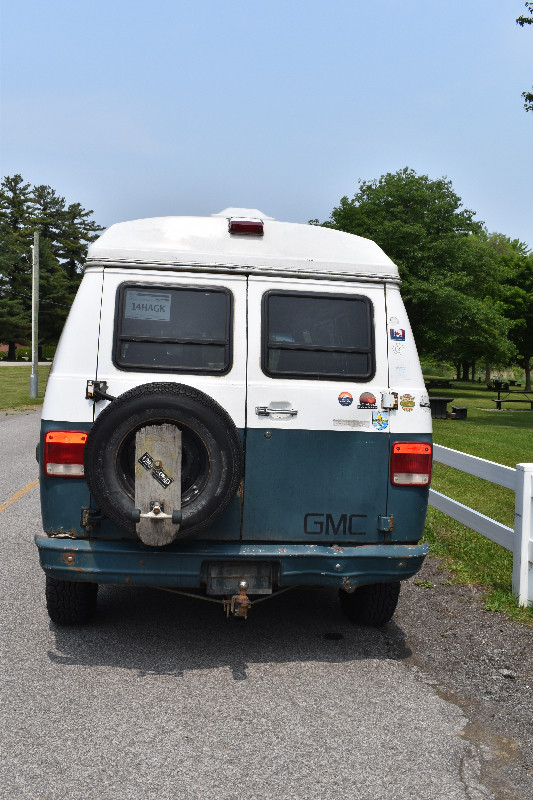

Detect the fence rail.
xmin=429 ymin=444 xmax=533 ymax=607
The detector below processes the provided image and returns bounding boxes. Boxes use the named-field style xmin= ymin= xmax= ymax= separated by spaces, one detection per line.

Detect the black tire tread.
xmin=339 ymin=581 xmax=401 ymax=627
xmin=45 ymin=576 xmax=98 ymax=625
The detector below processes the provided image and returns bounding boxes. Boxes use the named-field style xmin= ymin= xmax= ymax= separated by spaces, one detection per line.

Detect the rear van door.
xmin=94 ymin=268 xmax=248 ymax=541
xmin=242 ymin=276 xmax=390 ymax=544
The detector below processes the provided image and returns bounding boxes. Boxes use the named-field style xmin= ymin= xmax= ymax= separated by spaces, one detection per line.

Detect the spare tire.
xmin=84 ymin=382 xmax=243 ymax=538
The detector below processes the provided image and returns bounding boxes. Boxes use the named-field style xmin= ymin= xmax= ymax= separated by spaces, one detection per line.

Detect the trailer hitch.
xmin=223 ymin=580 xmax=252 ymax=619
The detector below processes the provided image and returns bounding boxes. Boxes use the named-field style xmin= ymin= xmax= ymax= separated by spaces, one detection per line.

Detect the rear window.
xmin=114 ymin=283 xmax=233 ymax=373
xmin=262 ymin=291 xmax=374 ymax=380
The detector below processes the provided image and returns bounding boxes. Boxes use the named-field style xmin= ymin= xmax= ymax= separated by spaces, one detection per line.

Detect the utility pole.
xmin=30 ymin=230 xmax=39 ymax=398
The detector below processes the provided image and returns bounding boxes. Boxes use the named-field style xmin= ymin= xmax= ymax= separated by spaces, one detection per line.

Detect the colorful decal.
xmin=400 ymin=393 xmax=415 ymax=412
xmin=372 ymin=411 xmax=389 ymax=431
xmin=338 ymin=391 xmax=353 ymax=407
xmin=357 ymin=391 xmax=377 ymax=409
xmin=390 ymin=328 xmax=406 ymax=341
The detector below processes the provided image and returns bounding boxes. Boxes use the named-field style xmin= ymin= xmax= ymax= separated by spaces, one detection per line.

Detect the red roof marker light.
xmin=228 ymin=218 xmax=264 ymax=236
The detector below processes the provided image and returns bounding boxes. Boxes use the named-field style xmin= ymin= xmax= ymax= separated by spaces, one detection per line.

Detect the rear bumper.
xmin=35 ymin=535 xmax=428 ymax=590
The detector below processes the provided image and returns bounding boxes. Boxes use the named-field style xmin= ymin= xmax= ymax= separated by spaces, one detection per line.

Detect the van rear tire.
xmin=45 ymin=576 xmax=98 ymax=625
xmin=339 ymin=581 xmax=400 ymax=627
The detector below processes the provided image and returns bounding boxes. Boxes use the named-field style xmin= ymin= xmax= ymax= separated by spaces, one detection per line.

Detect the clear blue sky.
xmin=1 ymin=0 xmax=531 ymax=247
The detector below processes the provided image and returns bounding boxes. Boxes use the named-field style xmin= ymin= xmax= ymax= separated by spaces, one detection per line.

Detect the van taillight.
xmin=391 ymin=442 xmax=432 ymax=486
xmin=44 ymin=431 xmax=87 ymax=477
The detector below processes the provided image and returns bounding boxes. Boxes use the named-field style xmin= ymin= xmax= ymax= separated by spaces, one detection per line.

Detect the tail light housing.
xmin=229 ymin=218 xmax=264 ymax=235
xmin=43 ymin=431 xmax=87 ymax=477
xmin=391 ymin=442 xmax=432 ymax=486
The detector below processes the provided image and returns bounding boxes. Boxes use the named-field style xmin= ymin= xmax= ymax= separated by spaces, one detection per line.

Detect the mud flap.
xmin=134 ymin=424 xmax=182 ymax=546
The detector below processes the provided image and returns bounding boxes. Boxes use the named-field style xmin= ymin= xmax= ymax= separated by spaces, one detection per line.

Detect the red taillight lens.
xmin=391 ymin=442 xmax=432 ymax=486
xmin=229 ymin=218 xmax=264 ymax=235
xmin=44 ymin=431 xmax=87 ymax=477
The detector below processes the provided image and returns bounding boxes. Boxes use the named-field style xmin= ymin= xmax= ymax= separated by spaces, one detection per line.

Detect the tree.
xmin=319 ymin=168 xmax=513 ymax=370
xmin=29 ymin=183 xmax=103 ymax=345
xmin=501 ymin=247 xmax=533 ymax=391
xmin=517 ymin=1 xmax=533 ymax=112
xmin=0 ymin=175 xmax=104 ymax=358
xmin=0 ymin=175 xmax=34 ymax=359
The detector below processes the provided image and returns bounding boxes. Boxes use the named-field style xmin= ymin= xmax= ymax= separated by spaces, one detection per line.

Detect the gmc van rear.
xmin=36 ymin=209 xmax=432 ymax=626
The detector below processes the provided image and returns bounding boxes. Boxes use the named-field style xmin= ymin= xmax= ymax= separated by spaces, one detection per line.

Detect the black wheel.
xmin=84 ymin=382 xmax=243 ymax=538
xmin=339 ymin=581 xmax=400 ymax=627
xmin=45 ymin=576 xmax=98 ymax=625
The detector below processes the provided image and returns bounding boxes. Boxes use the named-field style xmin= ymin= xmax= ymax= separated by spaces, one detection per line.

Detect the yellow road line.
xmin=0 ymin=479 xmax=39 ymax=514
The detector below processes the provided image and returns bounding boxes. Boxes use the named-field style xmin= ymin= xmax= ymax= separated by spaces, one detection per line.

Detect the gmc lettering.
xmin=304 ymin=513 xmax=366 ymax=536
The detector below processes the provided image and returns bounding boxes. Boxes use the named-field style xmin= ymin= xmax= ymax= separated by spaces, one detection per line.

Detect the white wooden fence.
xmin=429 ymin=444 xmax=533 ymax=607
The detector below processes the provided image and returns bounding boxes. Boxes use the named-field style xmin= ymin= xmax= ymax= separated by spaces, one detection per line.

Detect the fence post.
xmin=513 ymin=463 xmax=533 ymax=607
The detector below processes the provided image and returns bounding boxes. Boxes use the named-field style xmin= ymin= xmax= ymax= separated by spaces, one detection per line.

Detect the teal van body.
xmin=36 ymin=209 xmax=432 ymax=625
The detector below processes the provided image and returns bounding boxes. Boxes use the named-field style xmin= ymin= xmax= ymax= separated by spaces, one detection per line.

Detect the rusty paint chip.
xmin=47 ymin=528 xmax=78 ymax=539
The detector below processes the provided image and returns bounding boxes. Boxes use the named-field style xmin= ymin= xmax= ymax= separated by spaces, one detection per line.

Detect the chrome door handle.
xmin=255 ymin=406 xmax=298 ymax=418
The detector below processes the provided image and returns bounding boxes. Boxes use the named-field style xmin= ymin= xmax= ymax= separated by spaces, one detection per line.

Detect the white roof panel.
xmin=86 ymin=210 xmax=399 ymax=281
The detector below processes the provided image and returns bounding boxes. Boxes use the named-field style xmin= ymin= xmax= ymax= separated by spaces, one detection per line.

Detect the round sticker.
xmin=338 ymin=392 xmax=353 ymax=407
xmin=358 ymin=391 xmax=377 ymax=409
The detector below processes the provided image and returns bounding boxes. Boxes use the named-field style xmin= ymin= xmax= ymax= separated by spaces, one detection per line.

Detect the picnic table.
xmin=428 ymin=397 xmax=454 ymax=419
xmin=425 ymin=379 xmax=452 ymax=390
xmin=487 ymin=379 xmax=509 ymax=391
xmin=491 ymin=389 xmax=533 ymax=410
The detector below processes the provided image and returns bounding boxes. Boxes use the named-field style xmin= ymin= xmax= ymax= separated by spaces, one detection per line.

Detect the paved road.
xmin=0 ymin=410 xmax=497 ymax=800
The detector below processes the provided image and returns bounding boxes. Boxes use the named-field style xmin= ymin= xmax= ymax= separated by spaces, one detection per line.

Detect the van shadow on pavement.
xmin=47 ymin=585 xmax=411 ymax=680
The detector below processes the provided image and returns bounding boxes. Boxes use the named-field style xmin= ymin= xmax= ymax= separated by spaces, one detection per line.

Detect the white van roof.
xmin=86 ymin=209 xmax=399 ymax=282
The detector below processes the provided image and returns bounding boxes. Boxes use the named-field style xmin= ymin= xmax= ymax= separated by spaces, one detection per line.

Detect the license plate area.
xmin=206 ymin=561 xmax=272 ymax=595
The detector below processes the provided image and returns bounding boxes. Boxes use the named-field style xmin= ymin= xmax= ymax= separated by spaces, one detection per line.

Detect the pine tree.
xmin=0 ymin=174 xmax=104 ymax=359
xmin=0 ymin=175 xmax=34 ymax=359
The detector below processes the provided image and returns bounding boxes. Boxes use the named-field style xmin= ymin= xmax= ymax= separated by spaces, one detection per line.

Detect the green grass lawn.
xmin=0 ymin=365 xmax=52 ymax=411
xmin=426 ymin=380 xmax=533 ymax=623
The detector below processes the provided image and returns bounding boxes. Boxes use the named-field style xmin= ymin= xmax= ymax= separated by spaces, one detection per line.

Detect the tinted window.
xmin=115 ymin=284 xmax=232 ymax=373
xmin=263 ymin=291 xmax=374 ymax=380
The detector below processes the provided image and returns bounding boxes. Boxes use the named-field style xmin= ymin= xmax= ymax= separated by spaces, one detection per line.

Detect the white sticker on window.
xmin=124 ymin=291 xmax=171 ymax=321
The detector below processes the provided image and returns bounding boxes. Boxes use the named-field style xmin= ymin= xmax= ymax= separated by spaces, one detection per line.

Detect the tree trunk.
xmin=471 ymin=361 xmax=476 ymax=382
xmin=485 ymin=360 xmax=491 ymax=385
xmin=7 ymin=342 xmax=16 ymax=361
xmin=524 ymin=356 xmax=531 ymax=392
xmin=461 ymin=361 xmax=469 ymax=381
xmin=454 ymin=362 xmax=461 ymax=380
